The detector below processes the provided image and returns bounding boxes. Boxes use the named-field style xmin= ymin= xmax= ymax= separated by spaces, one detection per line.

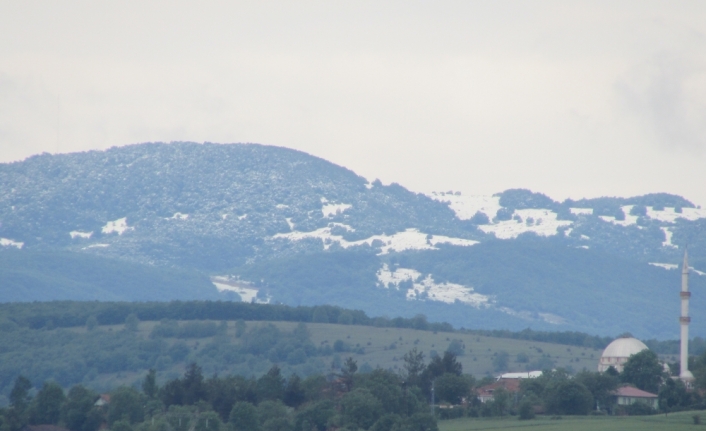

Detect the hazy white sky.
xmin=1 ymin=1 xmax=705 ymax=205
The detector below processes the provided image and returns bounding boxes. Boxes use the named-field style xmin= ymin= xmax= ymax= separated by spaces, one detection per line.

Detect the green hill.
xmin=0 ymin=317 xmax=603 ymax=402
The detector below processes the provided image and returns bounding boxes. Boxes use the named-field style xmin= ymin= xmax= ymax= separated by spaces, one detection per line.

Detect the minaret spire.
xmin=680 ymin=247 xmax=694 ymax=384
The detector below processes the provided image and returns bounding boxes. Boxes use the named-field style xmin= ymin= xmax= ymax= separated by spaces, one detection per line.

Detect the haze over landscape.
xmin=5 ymin=3 xmax=706 ymax=427
xmin=1 ymin=1 xmax=706 ymax=206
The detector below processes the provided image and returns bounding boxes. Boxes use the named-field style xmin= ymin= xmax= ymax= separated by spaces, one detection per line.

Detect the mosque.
xmin=598 ymin=250 xmax=694 ymax=386
xmin=597 ymin=336 xmax=649 ymax=373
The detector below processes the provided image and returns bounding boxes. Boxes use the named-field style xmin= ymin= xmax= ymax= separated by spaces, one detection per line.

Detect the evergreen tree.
xmin=257 ymin=366 xmax=285 ymax=402
xmin=402 ymin=348 xmax=426 ymax=388
xmin=61 ymin=385 xmax=100 ymax=431
xmin=183 ymin=363 xmax=206 ymax=405
xmin=283 ymin=375 xmax=306 ymax=408
xmin=9 ymin=376 xmax=32 ymax=415
xmin=142 ymin=369 xmax=159 ymax=399
xmin=29 ymin=382 xmax=65 ymax=425
xmin=339 ymin=357 xmax=358 ymax=392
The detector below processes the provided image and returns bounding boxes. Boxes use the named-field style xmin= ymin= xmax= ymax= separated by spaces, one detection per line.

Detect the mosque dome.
xmin=598 ymin=337 xmax=648 ymax=373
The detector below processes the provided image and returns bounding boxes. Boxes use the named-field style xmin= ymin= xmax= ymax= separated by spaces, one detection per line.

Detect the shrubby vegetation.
xmin=3 ymin=334 xmax=706 ymax=431
xmin=0 ymin=356 xmax=451 ymax=431
xmin=1 ymin=300 xmax=705 ymax=399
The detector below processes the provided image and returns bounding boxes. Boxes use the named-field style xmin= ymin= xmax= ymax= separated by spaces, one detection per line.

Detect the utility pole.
xmin=431 ymin=379 xmax=435 ymax=416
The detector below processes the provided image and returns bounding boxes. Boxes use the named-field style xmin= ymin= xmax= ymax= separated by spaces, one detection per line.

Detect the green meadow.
xmin=438 ymin=411 xmax=706 ymax=431
xmin=46 ymin=319 xmax=605 ymax=392
xmin=119 ymin=319 xmax=603 ymax=376
xmin=265 ymin=321 xmax=601 ymax=376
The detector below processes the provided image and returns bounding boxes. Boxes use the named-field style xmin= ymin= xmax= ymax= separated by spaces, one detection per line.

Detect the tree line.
xmin=3 ymin=301 xmax=703 ymax=356
xmin=0 ymin=350 xmax=478 ymax=431
xmin=4 ymin=345 xmax=706 ymax=431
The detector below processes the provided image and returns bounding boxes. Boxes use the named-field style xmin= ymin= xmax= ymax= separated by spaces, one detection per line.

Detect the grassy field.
xmin=271 ymin=321 xmax=600 ymax=376
xmin=89 ymin=319 xmax=603 ymax=377
xmin=438 ymin=411 xmax=706 ymax=431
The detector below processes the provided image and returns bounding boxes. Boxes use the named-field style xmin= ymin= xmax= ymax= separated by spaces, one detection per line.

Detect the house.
xmin=94 ymin=394 xmax=111 ymax=407
xmin=476 ymin=378 xmax=521 ymax=403
xmin=612 ymin=386 xmax=658 ymax=409
xmin=476 ymin=371 xmax=542 ymax=403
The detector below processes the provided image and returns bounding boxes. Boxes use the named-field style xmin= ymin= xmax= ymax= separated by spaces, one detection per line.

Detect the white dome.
xmin=598 ymin=337 xmax=649 ymax=372
xmin=601 ymin=337 xmax=648 ymax=359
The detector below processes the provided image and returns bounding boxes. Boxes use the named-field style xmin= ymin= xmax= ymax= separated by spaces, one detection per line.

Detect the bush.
xmin=518 ymin=400 xmax=535 ymax=420
xmin=333 ymin=340 xmax=350 ymax=352
xmin=436 ymin=407 xmax=464 ymax=420
xmin=545 ymin=381 xmax=593 ymax=415
xmin=615 ymin=402 xmax=656 ymax=416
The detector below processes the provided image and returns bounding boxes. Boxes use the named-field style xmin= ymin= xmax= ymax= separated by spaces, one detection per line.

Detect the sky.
xmin=1 ymin=1 xmax=705 ymax=206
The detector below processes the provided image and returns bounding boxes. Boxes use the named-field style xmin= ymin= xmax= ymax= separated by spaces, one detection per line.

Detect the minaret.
xmin=680 ymin=248 xmax=695 ymax=383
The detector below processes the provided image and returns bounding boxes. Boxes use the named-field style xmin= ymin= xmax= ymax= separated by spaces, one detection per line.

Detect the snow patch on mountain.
xmin=647 ymin=207 xmax=706 ymax=223
xmin=285 ymin=218 xmax=295 ymax=230
xmin=70 ymin=231 xmax=93 ymax=239
xmin=661 ymin=227 xmax=678 ymax=248
xmin=570 ymin=208 xmax=593 ymax=215
xmin=168 ymin=212 xmax=189 ymax=220
xmin=429 ymin=192 xmax=501 ymax=220
xmin=0 ymin=238 xmax=23 ymax=249
xmin=376 ymin=264 xmax=421 ymax=286
xmin=430 ymin=193 xmax=572 ymax=239
xmin=650 ymin=262 xmax=678 ymax=270
xmin=211 ymin=276 xmax=270 ymax=303
xmin=330 ymin=222 xmax=355 ymax=231
xmin=479 ymin=209 xmax=572 ymax=239
xmin=376 ymin=264 xmax=489 ymax=307
xmin=498 ymin=307 xmax=566 ymax=325
xmin=406 ymin=275 xmax=490 ymax=307
xmin=648 ymin=262 xmax=704 ymax=276
xmin=538 ymin=313 xmax=567 ymax=325
xmin=272 ymin=226 xmax=478 ymax=254
xmin=101 ymin=217 xmax=133 ymax=235
xmin=83 ymin=243 xmax=109 ymax=249
xmin=322 ymin=203 xmax=352 ymax=218
xmin=598 ymin=205 xmax=639 ymax=226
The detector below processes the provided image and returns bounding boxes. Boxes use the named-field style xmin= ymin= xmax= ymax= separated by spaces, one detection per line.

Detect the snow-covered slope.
xmin=429 ymin=190 xmax=705 ymax=265
xmin=1 ymin=143 xmax=705 ymax=338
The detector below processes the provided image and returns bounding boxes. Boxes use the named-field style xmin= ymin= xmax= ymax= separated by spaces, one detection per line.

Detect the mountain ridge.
xmin=1 ymin=142 xmax=705 ymax=338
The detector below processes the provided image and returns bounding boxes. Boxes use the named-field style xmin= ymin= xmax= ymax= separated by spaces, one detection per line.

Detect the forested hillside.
xmin=1 ymin=142 xmax=705 ymax=337
xmin=1 ymin=301 xmax=704 ymax=403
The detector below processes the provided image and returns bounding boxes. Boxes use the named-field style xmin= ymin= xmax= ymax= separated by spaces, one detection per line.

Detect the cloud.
xmin=617 ymin=52 xmax=706 ymax=154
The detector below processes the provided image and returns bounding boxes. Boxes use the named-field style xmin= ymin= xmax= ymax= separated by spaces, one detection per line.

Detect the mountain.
xmin=1 ymin=142 xmax=705 ymax=338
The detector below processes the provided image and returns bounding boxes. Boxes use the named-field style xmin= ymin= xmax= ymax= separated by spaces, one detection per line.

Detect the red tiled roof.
xmin=477 ymin=378 xmax=521 ymax=396
xmin=613 ymin=386 xmax=657 ymax=398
